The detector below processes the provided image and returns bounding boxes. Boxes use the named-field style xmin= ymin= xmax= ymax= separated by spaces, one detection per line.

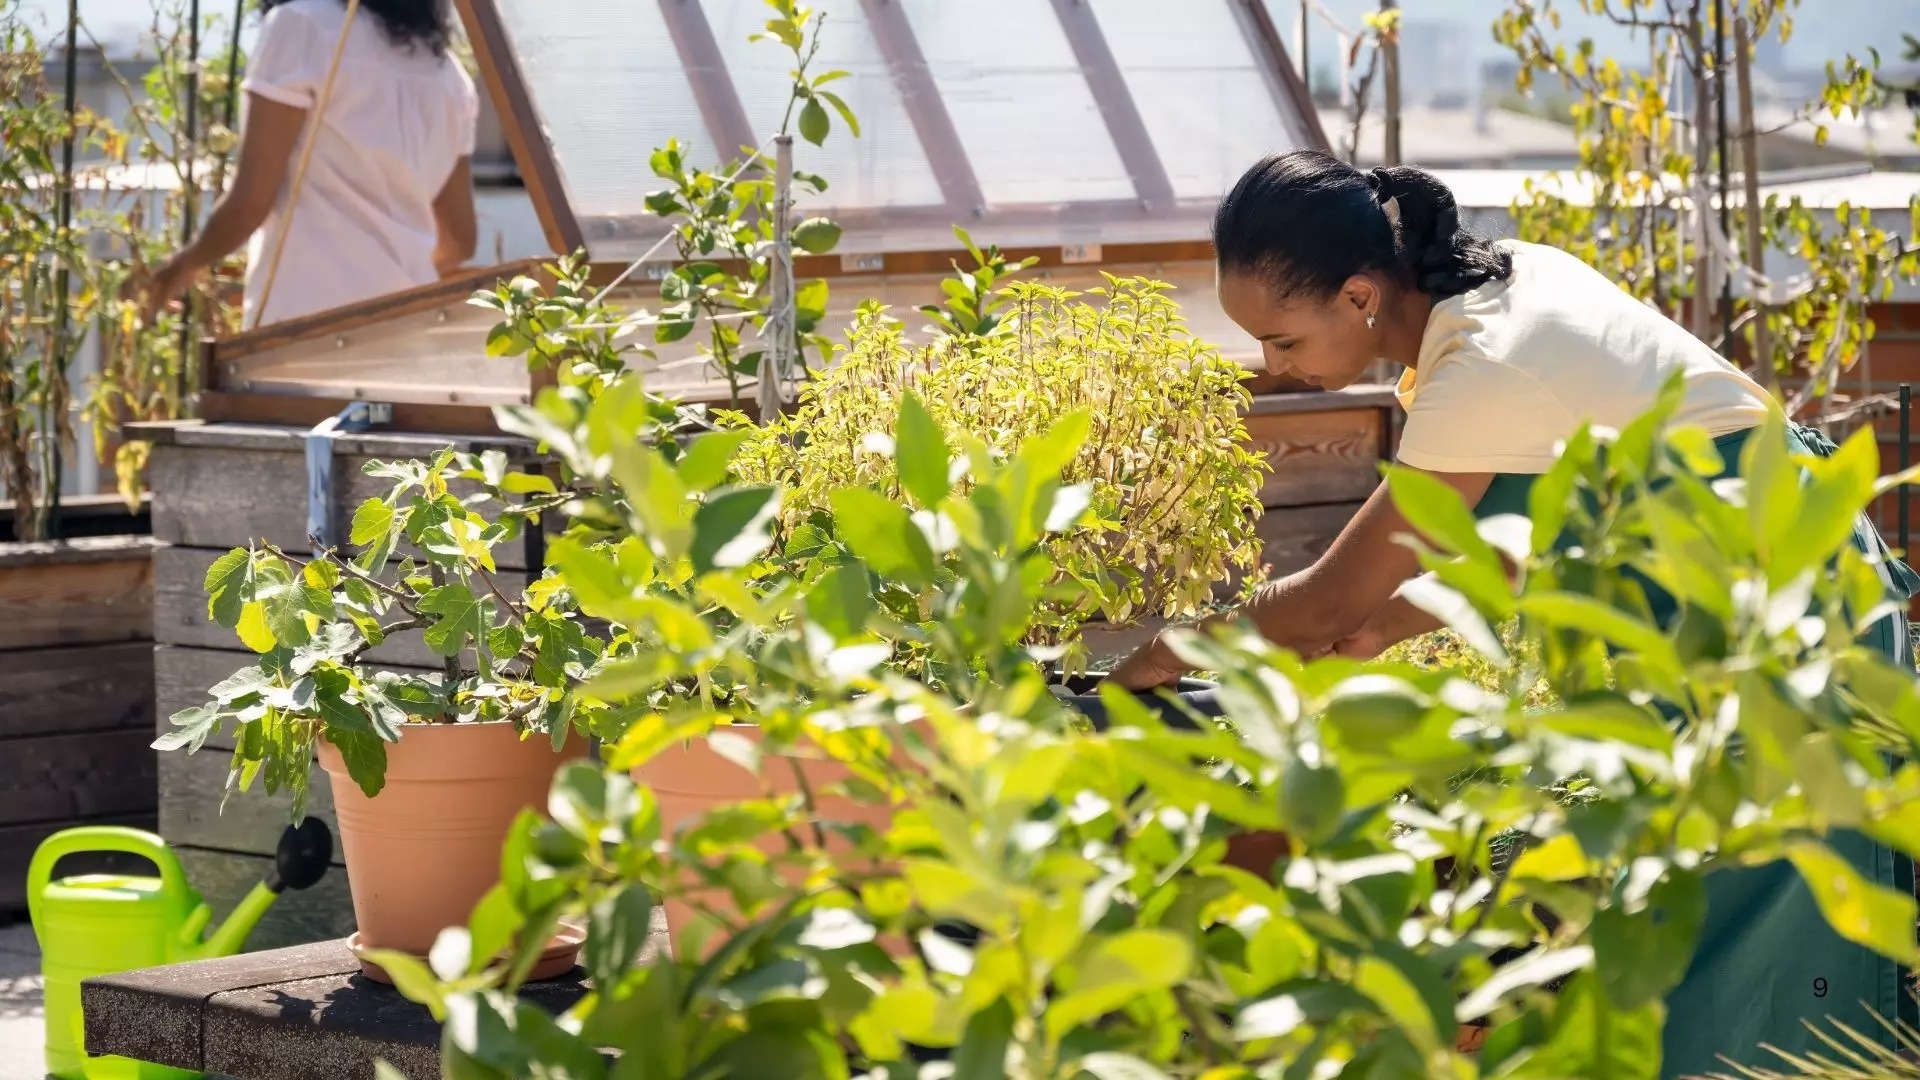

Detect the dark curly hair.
xmin=263 ymin=0 xmax=452 ymax=56
xmin=1214 ymin=149 xmax=1512 ymax=302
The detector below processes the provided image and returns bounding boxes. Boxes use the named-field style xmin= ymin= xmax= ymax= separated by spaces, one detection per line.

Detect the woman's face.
xmin=1218 ymin=268 xmax=1380 ymax=389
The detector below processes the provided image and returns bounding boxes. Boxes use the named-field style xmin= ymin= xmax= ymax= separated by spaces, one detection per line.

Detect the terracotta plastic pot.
xmin=317 ymin=721 xmax=588 ymax=982
xmin=636 ymin=725 xmax=906 ymax=939
xmin=637 ymin=679 xmax=1289 ymax=939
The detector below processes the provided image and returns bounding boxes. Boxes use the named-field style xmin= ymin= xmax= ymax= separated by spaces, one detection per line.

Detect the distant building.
xmin=1319 ymin=102 xmax=1580 ymax=169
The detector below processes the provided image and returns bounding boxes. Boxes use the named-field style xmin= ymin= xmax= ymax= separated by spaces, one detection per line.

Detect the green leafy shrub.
xmin=1 ymin=2 xmax=230 ymax=534
xmin=916 ymin=226 xmax=1039 ymax=338
xmin=730 ymin=276 xmax=1267 ymax=658
xmin=351 ymin=360 xmax=1920 ymax=1078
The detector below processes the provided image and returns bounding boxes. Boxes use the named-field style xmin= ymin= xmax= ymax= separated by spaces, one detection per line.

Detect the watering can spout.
xmin=186 ymin=883 xmax=273 ymax=960
xmin=185 ymin=819 xmax=334 ymax=961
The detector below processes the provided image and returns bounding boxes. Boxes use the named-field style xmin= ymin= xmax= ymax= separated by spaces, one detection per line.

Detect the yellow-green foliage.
xmin=1384 ymin=625 xmax=1559 ymax=710
xmin=732 ymin=276 xmax=1267 ymax=647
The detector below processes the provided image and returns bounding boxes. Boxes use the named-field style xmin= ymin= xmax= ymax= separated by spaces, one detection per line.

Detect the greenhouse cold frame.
xmin=197 ymin=0 xmax=1335 ymax=431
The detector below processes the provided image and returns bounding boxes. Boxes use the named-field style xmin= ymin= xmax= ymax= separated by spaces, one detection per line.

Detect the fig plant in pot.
xmin=153 ymin=452 xmax=602 ymax=980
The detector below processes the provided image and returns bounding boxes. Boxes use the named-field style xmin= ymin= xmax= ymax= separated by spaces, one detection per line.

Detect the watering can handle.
xmin=26 ymin=826 xmax=191 ymax=931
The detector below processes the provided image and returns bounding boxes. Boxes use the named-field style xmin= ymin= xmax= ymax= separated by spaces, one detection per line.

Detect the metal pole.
xmin=1380 ymin=0 xmax=1400 ymax=166
xmin=1298 ymin=0 xmax=1310 ymax=99
xmin=48 ymin=0 xmax=81 ymax=540
xmin=1733 ymin=13 xmax=1770 ymax=373
xmin=176 ymin=0 xmax=202 ymax=402
xmin=1713 ymin=0 xmax=1733 ymax=350
xmin=182 ymin=0 xmax=200 ymax=239
xmin=1901 ymin=383 xmax=1911 ymax=555
xmin=214 ymin=0 xmax=244 ymax=189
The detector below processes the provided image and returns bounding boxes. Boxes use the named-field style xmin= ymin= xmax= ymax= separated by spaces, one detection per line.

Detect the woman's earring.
xmin=1366 ymin=311 xmax=1377 ymax=330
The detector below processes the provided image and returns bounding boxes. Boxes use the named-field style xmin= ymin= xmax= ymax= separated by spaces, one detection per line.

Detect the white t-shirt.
xmin=240 ymin=0 xmax=478 ymax=326
xmin=1395 ymin=240 xmax=1773 ymax=473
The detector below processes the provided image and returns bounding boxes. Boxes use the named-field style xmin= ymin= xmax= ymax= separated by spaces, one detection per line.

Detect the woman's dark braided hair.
xmin=1213 ymin=149 xmax=1512 ymax=301
xmin=262 ymin=0 xmax=452 ymax=56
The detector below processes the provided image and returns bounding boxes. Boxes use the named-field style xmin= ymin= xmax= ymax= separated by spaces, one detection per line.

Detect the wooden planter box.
xmin=0 ymin=534 xmax=159 ymax=914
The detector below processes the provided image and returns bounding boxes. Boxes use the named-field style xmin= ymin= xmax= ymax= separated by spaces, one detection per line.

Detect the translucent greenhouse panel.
xmin=897 ymin=0 xmax=1134 ymax=206
xmin=1090 ymin=0 xmax=1302 ymax=201
xmin=495 ymin=0 xmax=715 ymax=221
xmin=707 ymin=0 xmax=943 ymax=209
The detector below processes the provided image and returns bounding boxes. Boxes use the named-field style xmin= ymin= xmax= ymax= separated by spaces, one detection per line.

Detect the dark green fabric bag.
xmin=1467 ymin=424 xmax=1917 ymax=1077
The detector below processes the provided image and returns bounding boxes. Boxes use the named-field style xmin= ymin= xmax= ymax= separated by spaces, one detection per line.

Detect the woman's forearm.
xmin=1107 ymin=472 xmax=1494 ymax=689
xmin=1132 ymin=565 xmax=1362 ymax=676
xmin=170 ymin=185 xmax=274 ymax=278
xmin=1337 ymin=591 xmax=1444 ymax=659
xmin=1241 ymin=566 xmax=1368 ymax=657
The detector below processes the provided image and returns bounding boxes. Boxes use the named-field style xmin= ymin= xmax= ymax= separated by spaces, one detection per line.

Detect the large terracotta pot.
xmin=318 ymin=721 xmax=588 ymax=981
xmin=636 ymin=679 xmax=1293 ymax=940
xmin=636 ymin=726 xmax=899 ymax=939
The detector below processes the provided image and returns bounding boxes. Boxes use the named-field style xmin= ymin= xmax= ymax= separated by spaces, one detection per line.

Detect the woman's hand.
xmin=1330 ymin=622 xmax=1392 ymax=660
xmin=132 ymin=257 xmax=201 ymax=323
xmin=1107 ymin=632 xmax=1187 ymax=691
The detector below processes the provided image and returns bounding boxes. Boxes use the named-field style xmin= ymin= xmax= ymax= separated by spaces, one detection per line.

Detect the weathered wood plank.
xmin=175 ymin=846 xmax=358 ymax=951
xmin=0 ymin=534 xmax=158 ymax=569
xmin=195 ymin=394 xmax=516 ymax=438
xmin=1244 ymin=386 xmax=1398 ymax=416
xmin=130 ymin=419 xmax=535 ymax=459
xmin=1250 ymin=501 xmax=1363 ymax=580
xmin=1244 ymin=409 xmax=1384 ymax=508
xmin=0 ymin=542 xmax=153 ymax=650
xmin=153 ymin=545 xmax=529 ymax=667
xmin=0 ymin=641 xmax=153 ymax=739
xmin=0 ymin=728 xmax=157 ymax=825
xmin=147 ymin=443 xmax=309 ymax=554
xmin=0 ymin=812 xmax=160 ymax=915
xmin=1212 ymin=499 xmax=1364 ymax=601
xmin=1 ymin=493 xmax=151 ymax=543
xmin=150 ymin=442 xmax=533 ymax=569
xmin=156 ymin=643 xmax=254 ymax=748
xmin=159 ymin=750 xmax=339 ymax=864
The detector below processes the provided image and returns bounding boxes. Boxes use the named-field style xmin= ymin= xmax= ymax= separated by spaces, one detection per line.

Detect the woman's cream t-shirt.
xmin=239 ymin=0 xmax=478 ymax=326
xmin=1394 ymin=240 xmax=1772 ymax=474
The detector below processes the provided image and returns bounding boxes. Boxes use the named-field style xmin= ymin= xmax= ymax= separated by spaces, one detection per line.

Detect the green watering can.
xmin=27 ymin=821 xmax=332 ymax=1080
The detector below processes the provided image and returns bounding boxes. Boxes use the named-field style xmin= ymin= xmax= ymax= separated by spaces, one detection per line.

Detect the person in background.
xmin=138 ymin=0 xmax=476 ymax=327
xmin=1108 ymin=148 xmax=1919 ymax=1077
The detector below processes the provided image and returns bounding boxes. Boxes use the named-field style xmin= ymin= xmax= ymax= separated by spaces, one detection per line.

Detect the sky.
xmin=12 ymin=0 xmax=1910 ymax=78
xmin=1304 ymin=0 xmax=1903 ymax=73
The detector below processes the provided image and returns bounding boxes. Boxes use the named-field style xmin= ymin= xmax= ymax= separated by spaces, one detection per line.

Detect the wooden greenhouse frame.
xmin=198 ymin=0 xmax=1345 ymax=432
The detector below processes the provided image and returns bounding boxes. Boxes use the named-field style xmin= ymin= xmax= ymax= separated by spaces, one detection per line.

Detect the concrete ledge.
xmin=82 ymin=938 xmax=587 ymax=1079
